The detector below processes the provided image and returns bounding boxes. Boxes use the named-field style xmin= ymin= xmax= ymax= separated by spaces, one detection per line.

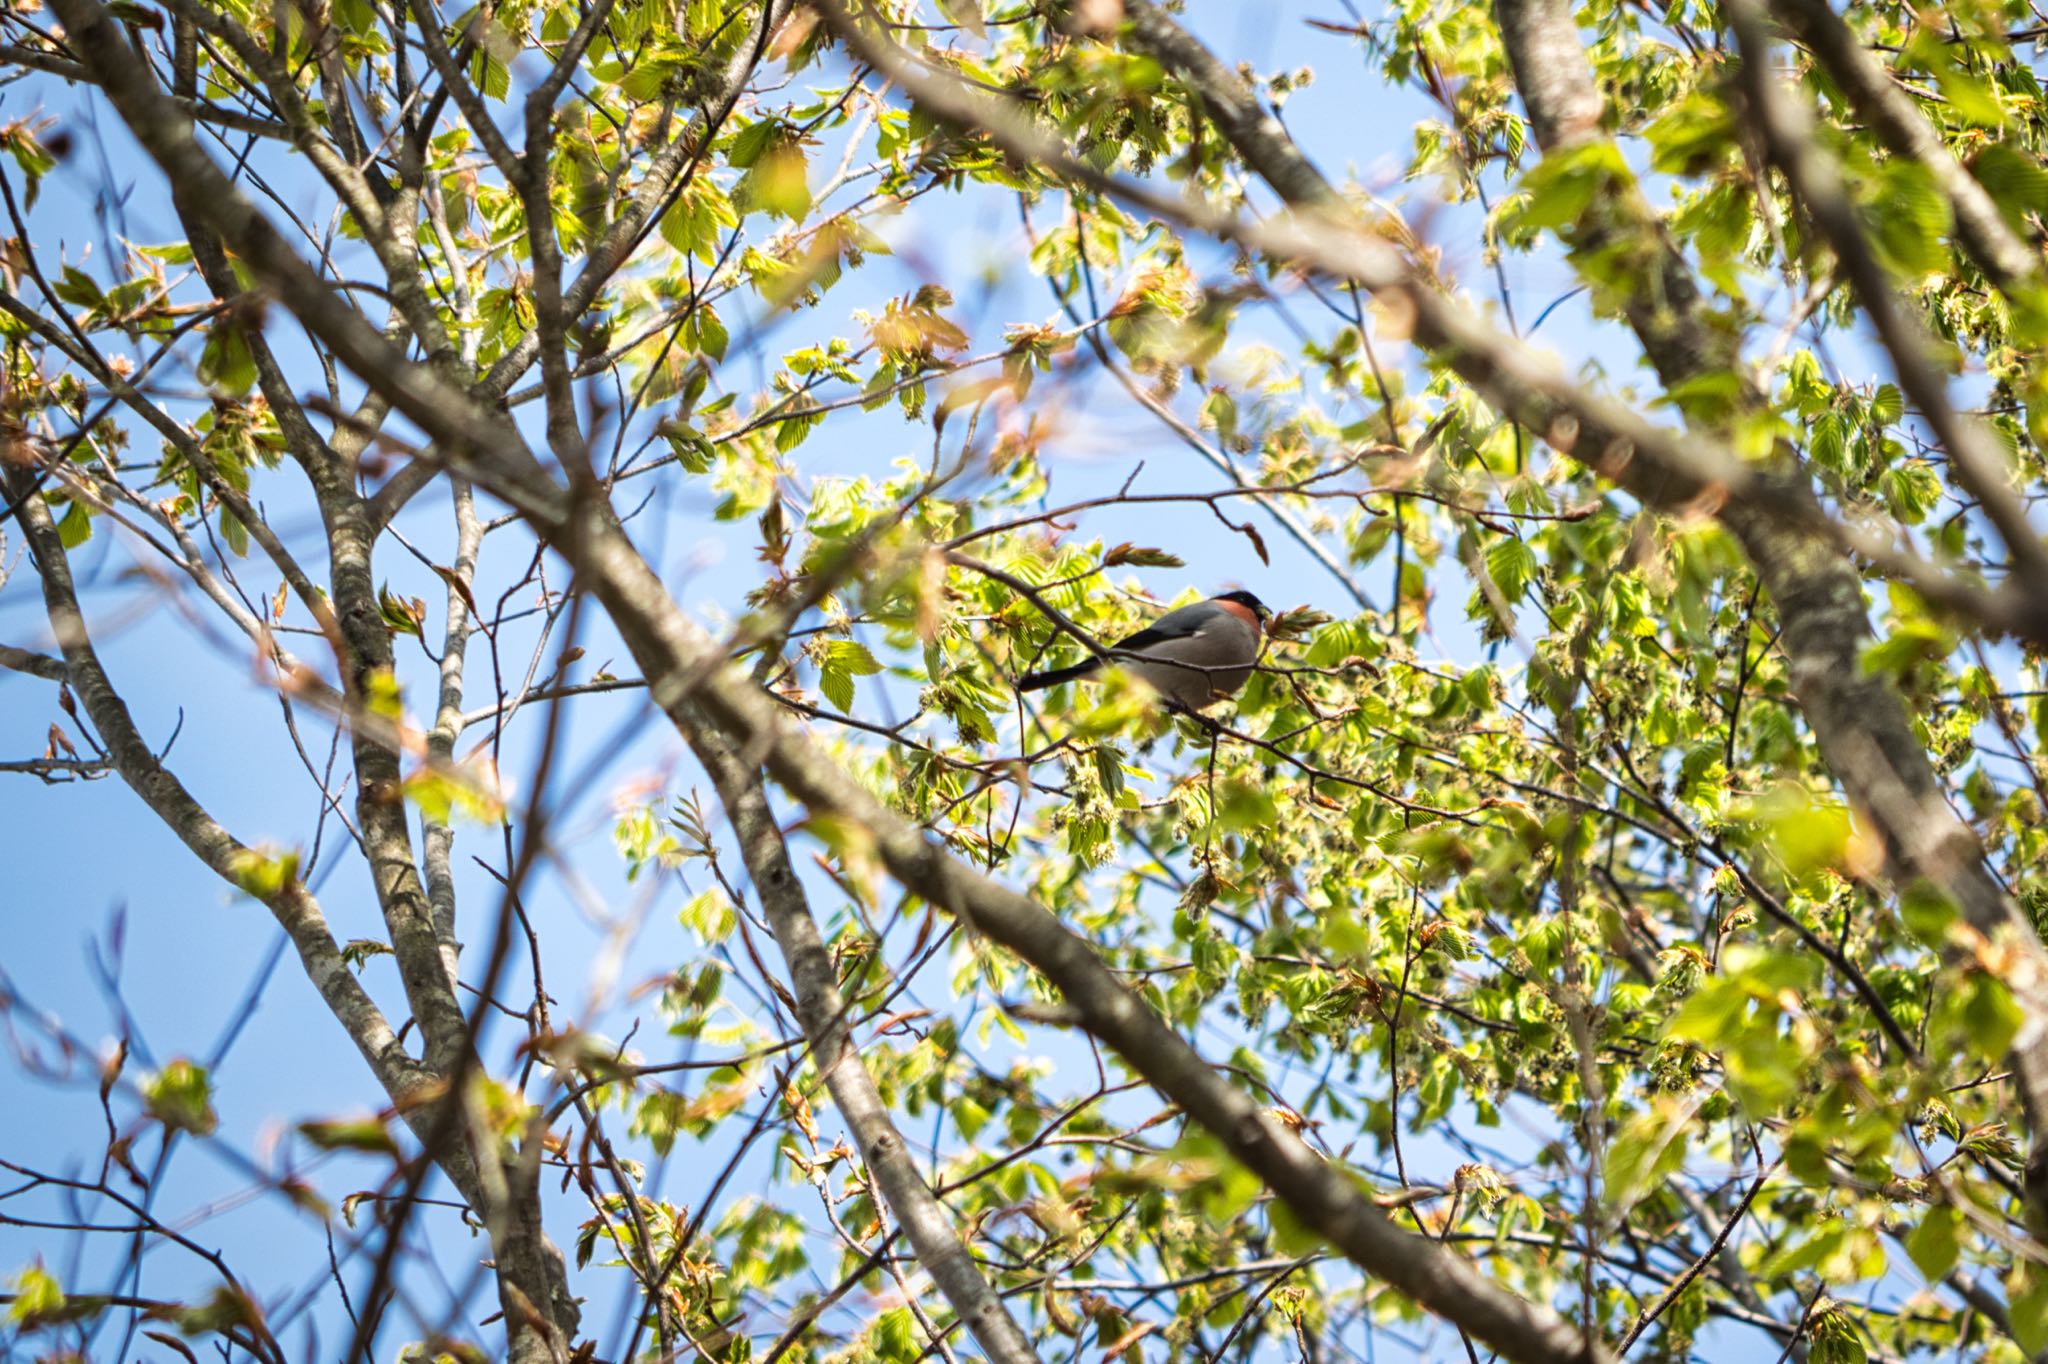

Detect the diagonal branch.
xmin=1095 ymin=0 xmax=2048 ymax=1240
xmin=5 ymin=466 xmax=429 ymax=1107
xmin=44 ymin=0 xmax=553 ymax=510
xmin=1772 ymin=0 xmax=2045 ymax=296
xmin=1726 ymin=0 xmax=2048 ymax=599
xmin=691 ymin=729 xmax=1043 ymax=1364
xmin=0 ymin=642 xmax=67 ymax=680
xmin=0 ymin=39 xmax=289 ymax=134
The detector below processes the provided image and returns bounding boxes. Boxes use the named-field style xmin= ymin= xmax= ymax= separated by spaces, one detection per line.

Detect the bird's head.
xmin=1214 ymin=590 xmax=1273 ymax=625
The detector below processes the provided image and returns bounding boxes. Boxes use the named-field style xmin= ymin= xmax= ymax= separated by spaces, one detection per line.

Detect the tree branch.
xmin=6 ymin=466 xmax=429 ymax=1107
xmin=0 ymin=642 xmax=67 ymax=680
xmin=1727 ymin=0 xmax=2048 ymax=603
xmin=1772 ymin=0 xmax=2045 ymax=296
xmin=692 ymin=729 xmax=1043 ymax=1364
xmin=529 ymin=481 xmax=1606 ymax=1364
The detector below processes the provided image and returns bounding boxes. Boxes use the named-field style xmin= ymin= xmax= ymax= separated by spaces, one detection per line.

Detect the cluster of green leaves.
xmin=16 ymin=0 xmax=2048 ymax=1359
xmin=568 ymin=2 xmax=2048 ymax=1359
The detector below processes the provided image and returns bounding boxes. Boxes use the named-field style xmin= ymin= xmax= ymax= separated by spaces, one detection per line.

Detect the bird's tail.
xmin=1015 ymin=658 xmax=1101 ymax=692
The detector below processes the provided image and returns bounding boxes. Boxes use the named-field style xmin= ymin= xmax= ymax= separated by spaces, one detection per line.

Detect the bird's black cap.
xmin=1215 ymin=590 xmax=1272 ymax=621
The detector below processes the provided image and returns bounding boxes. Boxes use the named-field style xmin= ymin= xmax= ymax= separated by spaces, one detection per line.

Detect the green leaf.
xmin=1757 ymin=1222 xmax=1843 ymax=1282
xmin=1972 ymin=143 xmax=2048 ymax=230
xmin=146 ymin=1058 xmax=219 ymax=1137
xmin=1879 ymin=459 xmax=1942 ymax=524
xmin=659 ymin=181 xmax=738 ymax=264
xmin=2014 ymin=1262 xmax=2048 ymax=1355
xmin=1511 ymin=140 xmax=1633 ymax=234
xmin=1643 ymin=90 xmax=1736 ymax=176
xmin=728 ymin=119 xmax=780 ymax=168
xmin=1672 ymin=179 xmax=1754 ymax=293
xmin=691 ymin=306 xmax=729 ymax=363
xmin=1319 ymin=910 xmax=1371 ymax=961
xmin=1659 ymin=367 xmax=1746 ymax=422
xmin=403 ymin=765 xmax=506 ymax=825
xmin=1904 ymin=1205 xmax=1962 ymax=1283
xmin=379 ymin=583 xmax=427 ymax=638
xmin=678 ymin=887 xmax=736 ymax=946
xmin=1483 ymin=535 xmax=1537 ymax=601
xmin=1735 ymin=783 xmax=1851 ymax=877
xmin=1899 ymin=882 xmax=1958 ymax=945
xmin=815 ymin=639 xmax=881 ymax=712
xmin=8 ymin=1262 xmax=63 ymax=1326
xmin=53 ymin=264 xmax=104 ymax=311
xmin=228 ymin=844 xmax=301 ymax=898
xmin=820 ymin=664 xmax=853 ymax=712
xmin=1603 ymin=1103 xmax=1690 ymax=1215
xmin=298 ymin=1116 xmax=400 ymax=1154
xmin=197 ymin=323 xmax=259 ymax=396
xmin=819 ymin=639 xmax=882 ymax=675
xmin=470 ymin=42 xmax=510 ymax=99
xmin=1863 ymin=161 xmax=1952 ymax=279
xmin=662 ymin=421 xmax=718 ymax=474
xmin=56 ymin=499 xmax=92 ymax=549
xmin=1809 ymin=1329 xmax=1866 ymax=1364
xmin=953 ymin=1095 xmax=991 ymax=1141
xmin=1961 ymin=972 xmax=2024 ymax=1061
xmin=2 ymin=123 xmax=57 ymax=210
xmin=737 ymin=140 xmax=810 ymax=222
xmin=219 ymin=503 xmax=249 ymax=557
xmin=1216 ymin=778 xmax=1278 ymax=832
xmin=1936 ymin=65 xmax=2008 ymax=128
xmin=1267 ymin=1196 xmax=1326 ymax=1256
xmin=1665 ymin=977 xmax=1747 ymax=1044
xmin=935 ymin=0 xmax=984 ymax=37
xmin=874 ymin=1306 xmax=918 ymax=1364
xmin=1860 ymin=617 xmax=1951 ymax=682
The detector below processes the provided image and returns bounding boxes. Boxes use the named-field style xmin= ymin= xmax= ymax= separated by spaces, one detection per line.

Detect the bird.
xmin=1015 ymin=590 xmax=1273 ymax=711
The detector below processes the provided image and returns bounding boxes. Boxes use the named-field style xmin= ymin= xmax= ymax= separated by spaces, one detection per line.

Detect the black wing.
xmin=1105 ymin=624 xmax=1175 ymax=653
xmin=1105 ymin=603 xmax=1213 ymax=654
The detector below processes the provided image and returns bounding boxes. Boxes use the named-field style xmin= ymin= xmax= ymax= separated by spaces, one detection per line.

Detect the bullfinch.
xmin=1016 ymin=590 xmax=1273 ymax=711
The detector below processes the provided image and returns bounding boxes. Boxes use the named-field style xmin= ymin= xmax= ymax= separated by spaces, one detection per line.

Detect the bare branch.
xmin=0 ymin=642 xmax=66 ymax=680
xmin=6 ymin=466 xmax=429 ymax=1105
xmin=0 ymin=40 xmax=290 ymax=135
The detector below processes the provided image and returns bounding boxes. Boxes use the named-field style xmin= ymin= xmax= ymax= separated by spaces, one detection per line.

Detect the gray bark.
xmin=693 ymin=731 xmax=1043 ymax=1364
